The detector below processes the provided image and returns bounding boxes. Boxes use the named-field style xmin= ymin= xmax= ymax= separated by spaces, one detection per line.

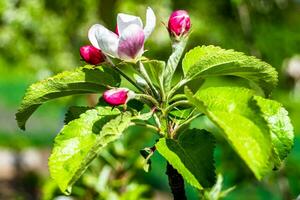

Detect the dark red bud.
xmin=79 ymin=45 xmax=105 ymax=65
xmin=103 ymin=88 xmax=132 ymax=106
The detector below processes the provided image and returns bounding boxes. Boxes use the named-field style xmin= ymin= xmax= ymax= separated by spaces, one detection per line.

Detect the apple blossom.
xmin=88 ymin=7 xmax=156 ymax=62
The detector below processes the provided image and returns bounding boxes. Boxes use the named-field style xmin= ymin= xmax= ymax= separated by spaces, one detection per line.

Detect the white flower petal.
xmin=143 ymin=7 xmax=156 ymax=40
xmin=88 ymin=24 xmax=119 ymax=57
xmin=117 ymin=13 xmax=143 ymax=36
xmin=118 ymin=24 xmax=145 ymax=61
xmin=88 ymin=24 xmax=101 ymax=49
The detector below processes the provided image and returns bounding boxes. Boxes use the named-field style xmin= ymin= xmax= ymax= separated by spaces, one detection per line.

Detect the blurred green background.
xmin=0 ymin=0 xmax=300 ymax=199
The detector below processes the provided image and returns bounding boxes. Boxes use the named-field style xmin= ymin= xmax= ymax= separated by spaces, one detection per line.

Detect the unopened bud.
xmin=168 ymin=10 xmax=191 ymax=38
xmin=80 ymin=45 xmax=105 ymax=65
xmin=103 ymin=88 xmax=135 ymax=106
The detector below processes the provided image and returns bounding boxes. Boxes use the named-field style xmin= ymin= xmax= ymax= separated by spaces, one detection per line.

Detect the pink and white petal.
xmin=117 ymin=24 xmax=145 ymax=61
xmin=88 ymin=24 xmax=119 ymax=57
xmin=143 ymin=7 xmax=156 ymax=40
xmin=88 ymin=24 xmax=101 ymax=49
xmin=117 ymin=13 xmax=143 ymax=36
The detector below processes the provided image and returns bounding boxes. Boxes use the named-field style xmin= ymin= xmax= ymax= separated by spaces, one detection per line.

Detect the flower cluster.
xmin=79 ymin=8 xmax=191 ymax=106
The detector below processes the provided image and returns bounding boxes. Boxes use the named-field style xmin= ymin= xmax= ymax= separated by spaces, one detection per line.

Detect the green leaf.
xmin=64 ymin=106 xmax=91 ymax=124
xmin=156 ymin=129 xmax=216 ymax=189
xmin=142 ymin=60 xmax=165 ymax=88
xmin=49 ymin=107 xmax=131 ymax=194
xmin=253 ymin=96 xmax=294 ymax=167
xmin=163 ymin=37 xmax=188 ymax=91
xmin=116 ymin=60 xmax=165 ymax=90
xmin=185 ymin=87 xmax=273 ymax=179
xmin=16 ymin=65 xmax=120 ymax=130
xmin=182 ymin=45 xmax=278 ymax=96
xmin=127 ymin=99 xmax=145 ymax=111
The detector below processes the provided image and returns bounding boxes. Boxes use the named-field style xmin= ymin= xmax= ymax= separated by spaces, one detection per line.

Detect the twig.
xmin=135 ymin=94 xmax=160 ymax=107
xmin=166 ymin=162 xmax=187 ymax=200
xmin=165 ymin=100 xmax=190 ymax=114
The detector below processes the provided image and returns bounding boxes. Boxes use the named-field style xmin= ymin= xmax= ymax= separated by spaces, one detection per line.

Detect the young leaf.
xmin=16 ymin=65 xmax=120 ymax=130
xmin=182 ymin=45 xmax=278 ymax=96
xmin=163 ymin=37 xmax=188 ymax=91
xmin=49 ymin=107 xmax=131 ymax=194
xmin=156 ymin=129 xmax=216 ymax=189
xmin=253 ymin=96 xmax=294 ymax=167
xmin=185 ymin=87 xmax=273 ymax=179
xmin=142 ymin=60 xmax=165 ymax=88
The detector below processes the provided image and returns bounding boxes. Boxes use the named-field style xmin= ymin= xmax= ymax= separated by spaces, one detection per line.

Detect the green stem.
xmin=130 ymin=122 xmax=161 ymax=134
xmin=105 ymin=57 xmax=145 ymax=93
xmin=172 ymin=113 xmax=203 ymax=138
xmin=164 ymin=100 xmax=191 ymax=114
xmin=153 ymin=113 xmax=163 ymax=133
xmin=169 ymin=94 xmax=187 ymax=102
xmin=159 ymin=79 xmax=166 ymax=102
xmin=112 ymin=66 xmax=145 ymax=93
xmin=100 ymin=150 xmax=119 ymax=170
xmin=167 ymin=79 xmax=190 ymax=101
xmin=185 ymin=108 xmax=196 ymax=120
xmin=135 ymin=94 xmax=160 ymax=107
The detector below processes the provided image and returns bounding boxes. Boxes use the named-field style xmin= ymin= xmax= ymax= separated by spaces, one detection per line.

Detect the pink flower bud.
xmin=80 ymin=45 xmax=105 ymax=65
xmin=103 ymin=88 xmax=135 ymax=106
xmin=168 ymin=10 xmax=191 ymax=37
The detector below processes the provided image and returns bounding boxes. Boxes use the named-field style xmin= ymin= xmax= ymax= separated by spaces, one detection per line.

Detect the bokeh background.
xmin=0 ymin=0 xmax=300 ymax=199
